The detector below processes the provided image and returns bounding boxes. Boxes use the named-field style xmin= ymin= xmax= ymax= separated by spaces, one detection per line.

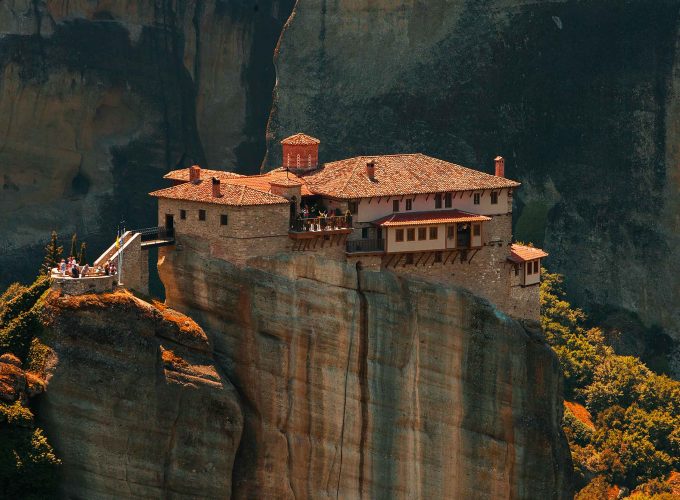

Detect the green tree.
xmin=69 ymin=233 xmax=78 ymax=259
xmin=78 ymin=242 xmax=87 ymax=265
xmin=41 ymin=231 xmax=63 ymax=275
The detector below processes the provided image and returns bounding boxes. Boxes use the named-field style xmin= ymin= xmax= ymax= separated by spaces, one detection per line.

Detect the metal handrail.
xmin=131 ymin=226 xmax=175 ymax=241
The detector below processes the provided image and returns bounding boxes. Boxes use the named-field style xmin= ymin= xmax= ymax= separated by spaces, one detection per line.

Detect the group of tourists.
xmin=56 ymin=256 xmax=117 ymax=279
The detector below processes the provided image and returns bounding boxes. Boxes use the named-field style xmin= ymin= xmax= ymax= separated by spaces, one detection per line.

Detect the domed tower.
xmin=281 ymin=133 xmax=320 ymax=174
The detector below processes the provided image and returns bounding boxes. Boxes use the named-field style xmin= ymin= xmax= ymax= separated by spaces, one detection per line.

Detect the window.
xmin=286 ymin=154 xmax=290 ymax=167
xmin=308 ymin=154 xmax=312 ymax=166
xmin=220 ymin=214 xmax=228 ymax=226
xmin=407 ymin=228 xmax=415 ymax=241
xmin=406 ymin=199 xmax=413 ymax=211
xmin=534 ymin=261 xmax=540 ymax=274
xmin=361 ymin=227 xmax=368 ymax=239
xmin=180 ymin=209 xmax=186 ymax=220
xmin=429 ymin=227 xmax=438 ymax=239
xmin=405 ymin=253 xmax=414 ymax=264
xmin=434 ymin=251 xmax=442 ymax=263
xmin=472 ymin=224 xmax=481 ymax=236
xmin=296 ymin=154 xmax=301 ymax=167
xmin=396 ymin=229 xmax=404 ymax=242
xmin=447 ymin=225 xmax=455 ymax=239
xmin=444 ymin=193 xmax=452 ymax=208
xmin=198 ymin=209 xmax=206 ymax=221
xmin=418 ymin=227 xmax=427 ymax=240
xmin=473 ymin=193 xmax=480 ymax=205
xmin=393 ymin=199 xmax=400 ymax=212
xmin=434 ymin=194 xmax=442 ymax=209
xmin=514 ymin=264 xmax=519 ymax=276
xmin=527 ymin=261 xmax=533 ymax=275
xmin=348 ymin=201 xmax=358 ymax=214
xmin=491 ymin=191 xmax=498 ymax=204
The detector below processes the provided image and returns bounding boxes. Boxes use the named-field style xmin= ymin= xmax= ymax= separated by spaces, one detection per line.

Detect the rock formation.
xmin=0 ymin=1 xmax=294 ymax=286
xmin=36 ymin=290 xmax=243 ymax=498
xmin=265 ymin=0 xmax=680 ymax=344
xmin=159 ymin=241 xmax=572 ymax=498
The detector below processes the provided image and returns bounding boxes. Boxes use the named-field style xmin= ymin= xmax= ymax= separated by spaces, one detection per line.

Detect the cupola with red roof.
xmin=281 ymin=133 xmax=320 ymax=173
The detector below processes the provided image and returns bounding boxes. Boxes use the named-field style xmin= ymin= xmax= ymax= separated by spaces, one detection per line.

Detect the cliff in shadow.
xmin=0 ymin=1 xmax=294 ymax=287
xmin=265 ymin=0 xmax=680 ymax=348
xmin=36 ymin=290 xmax=242 ymax=498
xmin=159 ymin=242 xmax=572 ymax=498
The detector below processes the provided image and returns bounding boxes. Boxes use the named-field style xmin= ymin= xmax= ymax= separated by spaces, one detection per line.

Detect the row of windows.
xmin=286 ymin=154 xmax=313 ymax=167
xmin=179 ymin=209 xmax=228 ymax=225
xmin=390 ymin=192 xmax=499 ymax=213
xmin=395 ymin=226 xmax=439 ymax=242
xmin=526 ymin=260 xmax=540 ymax=275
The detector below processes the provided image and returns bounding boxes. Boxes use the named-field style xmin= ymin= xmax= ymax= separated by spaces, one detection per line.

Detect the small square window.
xmin=418 ymin=228 xmax=427 ymax=240
xmin=473 ymin=193 xmax=480 ymax=205
xmin=405 ymin=253 xmax=414 ymax=264
xmin=434 ymin=194 xmax=442 ymax=209
xmin=406 ymin=199 xmax=413 ymax=211
xmin=198 ymin=209 xmax=206 ymax=221
xmin=220 ymin=214 xmax=228 ymax=226
xmin=361 ymin=227 xmax=368 ymax=239
xmin=396 ymin=229 xmax=404 ymax=242
xmin=491 ymin=192 xmax=499 ymax=204
xmin=180 ymin=209 xmax=186 ymax=220
xmin=429 ymin=227 xmax=438 ymax=239
xmin=473 ymin=224 xmax=481 ymax=236
xmin=393 ymin=200 xmax=400 ymax=212
xmin=407 ymin=228 xmax=415 ymax=241
xmin=444 ymin=193 xmax=452 ymax=208
xmin=434 ymin=251 xmax=442 ymax=263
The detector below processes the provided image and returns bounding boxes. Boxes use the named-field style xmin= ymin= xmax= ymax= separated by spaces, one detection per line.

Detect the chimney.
xmin=212 ymin=176 xmax=221 ymax=197
xmin=366 ymin=160 xmax=376 ymax=181
xmin=494 ymin=156 xmax=505 ymax=177
xmin=189 ymin=165 xmax=201 ymax=182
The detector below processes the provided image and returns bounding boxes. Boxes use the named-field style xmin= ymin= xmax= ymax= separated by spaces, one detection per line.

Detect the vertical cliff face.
xmin=159 ymin=243 xmax=572 ymax=498
xmin=37 ymin=291 xmax=243 ymax=498
xmin=265 ymin=0 xmax=680 ymax=342
xmin=0 ymin=1 xmax=294 ymax=287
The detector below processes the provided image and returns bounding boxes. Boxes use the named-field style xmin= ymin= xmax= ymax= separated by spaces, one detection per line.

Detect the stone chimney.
xmin=212 ymin=176 xmax=221 ymax=197
xmin=494 ymin=156 xmax=505 ymax=177
xmin=189 ymin=165 xmax=201 ymax=182
xmin=366 ymin=160 xmax=376 ymax=181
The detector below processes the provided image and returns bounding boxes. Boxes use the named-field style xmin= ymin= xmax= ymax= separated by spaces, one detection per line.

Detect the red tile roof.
xmin=508 ymin=244 xmax=549 ymax=263
xmin=303 ymin=154 xmax=520 ymax=199
xmin=372 ymin=209 xmax=491 ymax=227
xmin=225 ymin=169 xmax=313 ymax=196
xmin=163 ymin=168 xmax=244 ymax=182
xmin=149 ymin=178 xmax=289 ymax=206
xmin=281 ymin=133 xmax=320 ymax=145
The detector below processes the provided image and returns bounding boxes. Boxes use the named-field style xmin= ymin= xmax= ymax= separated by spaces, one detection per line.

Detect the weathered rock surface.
xmin=37 ymin=290 xmax=243 ymax=499
xmin=0 ymin=1 xmax=294 ymax=286
xmin=265 ymin=0 xmax=680 ymax=344
xmin=159 ymin=243 xmax=572 ymax=498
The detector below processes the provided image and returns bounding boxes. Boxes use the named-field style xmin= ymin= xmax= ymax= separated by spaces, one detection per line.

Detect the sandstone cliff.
xmin=265 ymin=0 xmax=680 ymax=346
xmin=0 ymin=1 xmax=294 ymax=286
xmin=36 ymin=290 xmax=243 ymax=498
xmin=159 ymin=242 xmax=572 ymax=498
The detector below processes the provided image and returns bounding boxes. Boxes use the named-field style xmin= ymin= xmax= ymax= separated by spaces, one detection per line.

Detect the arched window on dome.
xmin=287 ymin=154 xmax=290 ymax=167
xmin=308 ymin=154 xmax=312 ymax=167
xmin=296 ymin=154 xmax=301 ymax=167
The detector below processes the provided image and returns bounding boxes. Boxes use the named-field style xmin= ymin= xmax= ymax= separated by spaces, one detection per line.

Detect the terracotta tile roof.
xmin=508 ymin=244 xmax=549 ymax=263
xmin=163 ymin=168 xmax=244 ymax=182
xmin=149 ymin=178 xmax=288 ymax=206
xmin=226 ymin=169 xmax=313 ymax=196
xmin=281 ymin=133 xmax=320 ymax=145
xmin=303 ymin=154 xmax=520 ymax=199
xmin=372 ymin=209 xmax=491 ymax=227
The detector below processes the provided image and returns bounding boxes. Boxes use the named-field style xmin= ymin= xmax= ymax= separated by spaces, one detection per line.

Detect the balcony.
xmin=289 ymin=215 xmax=353 ymax=236
xmin=346 ymin=239 xmax=385 ymax=254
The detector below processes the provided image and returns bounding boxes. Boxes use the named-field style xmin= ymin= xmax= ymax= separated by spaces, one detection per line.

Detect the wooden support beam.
xmin=415 ymin=252 xmax=425 ymax=266
xmin=468 ymin=249 xmax=480 ymax=264
xmin=452 ymin=191 xmax=458 ymax=199
xmin=425 ymin=193 xmax=431 ymax=201
xmin=468 ymin=191 xmax=473 ymax=197
xmin=443 ymin=251 xmax=453 ymax=265
xmin=321 ymin=236 xmax=326 ymax=248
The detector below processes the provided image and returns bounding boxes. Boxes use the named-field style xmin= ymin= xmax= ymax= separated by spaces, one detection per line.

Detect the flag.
xmin=115 ymin=233 xmax=120 ymax=248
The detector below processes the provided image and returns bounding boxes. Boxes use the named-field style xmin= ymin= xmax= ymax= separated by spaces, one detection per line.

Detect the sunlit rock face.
xmin=265 ymin=0 xmax=680 ymax=343
xmin=0 ymin=1 xmax=294 ymax=286
xmin=37 ymin=290 xmax=243 ymax=499
xmin=159 ymin=244 xmax=572 ymax=499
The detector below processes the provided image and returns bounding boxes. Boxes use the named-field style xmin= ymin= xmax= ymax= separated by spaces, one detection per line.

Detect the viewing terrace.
xmin=289 ymin=214 xmax=353 ymax=250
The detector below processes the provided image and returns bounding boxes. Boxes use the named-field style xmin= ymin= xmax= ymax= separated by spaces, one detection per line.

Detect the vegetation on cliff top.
xmin=0 ymin=275 xmax=60 ymax=498
xmin=541 ymin=271 xmax=679 ymax=497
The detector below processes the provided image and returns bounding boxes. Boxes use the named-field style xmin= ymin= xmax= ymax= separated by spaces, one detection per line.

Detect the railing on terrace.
xmin=290 ymin=215 xmax=352 ymax=233
xmin=133 ymin=226 xmax=175 ymax=242
xmin=346 ymin=239 xmax=385 ymax=253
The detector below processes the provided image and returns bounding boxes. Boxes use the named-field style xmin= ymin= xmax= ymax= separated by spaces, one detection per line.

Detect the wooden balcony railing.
xmin=290 ymin=215 xmax=352 ymax=233
xmin=346 ymin=239 xmax=385 ymax=253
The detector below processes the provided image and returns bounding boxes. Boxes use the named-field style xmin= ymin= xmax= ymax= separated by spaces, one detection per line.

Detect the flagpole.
xmin=118 ymin=221 xmax=124 ymax=286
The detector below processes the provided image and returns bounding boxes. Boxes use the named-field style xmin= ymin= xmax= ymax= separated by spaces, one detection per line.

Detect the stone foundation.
xmin=51 ymin=274 xmax=115 ymax=295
